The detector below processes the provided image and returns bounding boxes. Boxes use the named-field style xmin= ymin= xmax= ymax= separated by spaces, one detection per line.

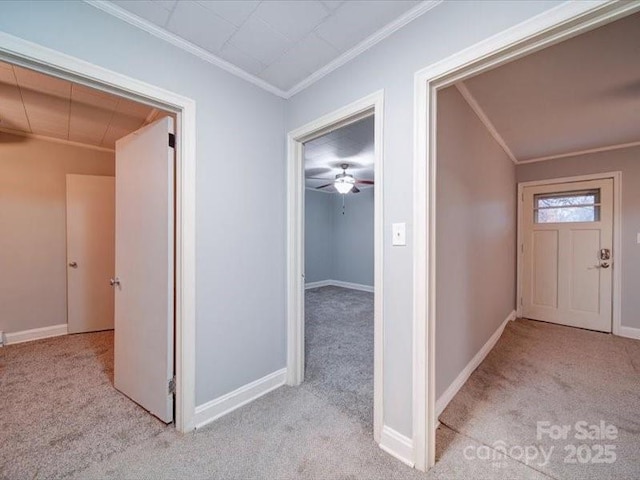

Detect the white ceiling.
xmin=460 ymin=11 xmax=640 ymax=163
xmin=0 ymin=60 xmax=161 ymax=149
xmin=107 ymin=0 xmax=421 ymax=92
xmin=304 ymin=115 xmax=374 ymax=193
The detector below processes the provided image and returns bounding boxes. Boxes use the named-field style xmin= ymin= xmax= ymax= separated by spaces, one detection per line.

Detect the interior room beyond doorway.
xmin=0 ymin=58 xmax=179 ymax=479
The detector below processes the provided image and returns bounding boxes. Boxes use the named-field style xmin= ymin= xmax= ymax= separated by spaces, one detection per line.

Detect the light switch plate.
xmin=392 ymin=223 xmax=406 ymax=246
xmin=637 ymin=233 xmax=640 ymax=244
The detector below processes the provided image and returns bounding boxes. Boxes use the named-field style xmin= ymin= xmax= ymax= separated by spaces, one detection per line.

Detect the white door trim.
xmin=286 ymin=90 xmax=384 ymax=443
xmin=412 ymin=0 xmax=640 ymax=471
xmin=516 ymin=172 xmax=622 ymax=334
xmin=0 ymin=31 xmax=197 ymax=433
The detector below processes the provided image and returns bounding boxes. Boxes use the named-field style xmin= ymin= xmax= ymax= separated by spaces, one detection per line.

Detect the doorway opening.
xmin=0 ymin=37 xmax=196 ymax=437
xmin=413 ymin=1 xmax=640 ymax=472
xmin=303 ymin=115 xmax=375 ymax=433
xmin=286 ymin=91 xmax=384 ymax=447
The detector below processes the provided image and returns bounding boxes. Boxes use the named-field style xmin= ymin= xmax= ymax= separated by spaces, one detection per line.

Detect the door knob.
xmin=593 ymin=263 xmax=610 ymax=269
xmin=110 ymin=277 xmax=121 ymax=287
xmin=68 ymin=262 xmax=78 ymax=268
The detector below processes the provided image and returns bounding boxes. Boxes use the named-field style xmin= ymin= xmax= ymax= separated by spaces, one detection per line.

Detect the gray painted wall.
xmin=304 ymin=189 xmax=374 ymax=286
xmin=516 ymin=146 xmax=640 ymax=330
xmin=0 ymin=0 xmax=286 ymax=406
xmin=286 ymin=0 xmax=561 ymax=435
xmin=332 ymin=189 xmax=374 ymax=286
xmin=305 ymin=190 xmax=333 ymax=283
xmin=435 ymin=87 xmax=517 ymax=398
xmin=1 ymin=0 xmax=567 ymax=435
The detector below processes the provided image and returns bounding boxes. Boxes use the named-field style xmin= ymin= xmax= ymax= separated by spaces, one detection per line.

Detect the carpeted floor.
xmin=439 ymin=318 xmax=640 ymax=480
xmin=0 ymin=331 xmax=169 ymax=479
xmin=303 ymin=286 xmax=375 ymax=433
xmin=1 ymin=289 xmax=639 ymax=479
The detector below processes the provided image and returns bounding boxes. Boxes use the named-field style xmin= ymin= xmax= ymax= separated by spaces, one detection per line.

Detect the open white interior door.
xmin=114 ymin=117 xmax=175 ymax=423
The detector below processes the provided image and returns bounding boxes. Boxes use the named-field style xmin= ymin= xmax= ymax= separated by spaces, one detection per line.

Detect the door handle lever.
xmin=110 ymin=277 xmax=121 ymax=287
xmin=592 ymin=263 xmax=610 ymax=269
xmin=68 ymin=261 xmax=78 ymax=268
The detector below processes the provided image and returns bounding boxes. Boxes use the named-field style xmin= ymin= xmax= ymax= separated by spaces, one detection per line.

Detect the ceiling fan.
xmin=310 ymin=163 xmax=374 ymax=194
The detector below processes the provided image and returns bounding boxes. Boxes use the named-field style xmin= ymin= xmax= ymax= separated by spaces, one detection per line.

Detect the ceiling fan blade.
xmin=307 ymin=176 xmax=333 ymax=180
xmin=355 ymin=180 xmax=374 ymax=185
xmin=351 ymin=186 xmax=361 ymax=193
xmin=315 ymin=183 xmax=334 ymax=190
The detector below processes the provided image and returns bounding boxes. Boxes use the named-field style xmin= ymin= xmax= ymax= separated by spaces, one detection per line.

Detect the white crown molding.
xmin=286 ymin=0 xmax=443 ymax=98
xmin=0 ymin=126 xmax=115 ymax=153
xmin=455 ymin=81 xmax=518 ymax=163
xmin=85 ymin=0 xmax=442 ymax=99
xmin=84 ymin=0 xmax=288 ymax=98
xmin=517 ymin=140 xmax=640 ymax=164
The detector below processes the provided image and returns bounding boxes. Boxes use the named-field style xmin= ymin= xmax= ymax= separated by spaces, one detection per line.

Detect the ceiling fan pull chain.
xmin=342 ymin=195 xmax=346 ymax=215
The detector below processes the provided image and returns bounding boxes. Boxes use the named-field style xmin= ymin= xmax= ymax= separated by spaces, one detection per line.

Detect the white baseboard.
xmin=435 ymin=310 xmax=516 ymax=417
xmin=304 ymin=279 xmax=333 ymax=290
xmin=617 ymin=326 xmax=640 ymax=340
xmin=379 ymin=425 xmax=414 ymax=467
xmin=305 ymin=279 xmax=374 ymax=293
xmin=4 ymin=324 xmax=68 ymax=345
xmin=193 ymin=368 xmax=287 ymax=430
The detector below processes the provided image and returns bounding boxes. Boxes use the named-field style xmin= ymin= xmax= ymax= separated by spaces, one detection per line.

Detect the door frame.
xmin=0 ymin=32 xmax=197 ymax=433
xmin=286 ymin=90 xmax=384 ymax=443
xmin=516 ymin=172 xmax=622 ymax=334
xmin=412 ymin=0 xmax=640 ymax=471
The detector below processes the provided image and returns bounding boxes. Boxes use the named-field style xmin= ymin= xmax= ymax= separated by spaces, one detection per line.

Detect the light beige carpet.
xmin=0 ymin=331 xmax=170 ymax=479
xmin=439 ymin=318 xmax=640 ymax=480
xmin=1 ymin=300 xmax=638 ymax=479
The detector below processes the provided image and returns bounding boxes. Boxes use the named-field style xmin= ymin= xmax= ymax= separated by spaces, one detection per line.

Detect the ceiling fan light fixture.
xmin=334 ymin=175 xmax=355 ymax=194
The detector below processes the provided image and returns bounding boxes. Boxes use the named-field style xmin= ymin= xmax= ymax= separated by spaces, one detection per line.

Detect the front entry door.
xmin=521 ymin=179 xmax=613 ymax=332
xmin=113 ymin=117 xmax=175 ymax=423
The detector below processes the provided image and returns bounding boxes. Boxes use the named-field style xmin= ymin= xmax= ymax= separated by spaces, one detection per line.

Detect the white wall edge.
xmin=435 ymin=310 xmax=516 ymax=417
xmin=617 ymin=326 xmax=640 ymax=341
xmin=5 ymin=324 xmax=68 ymax=345
xmin=379 ymin=425 xmax=415 ymax=468
xmin=305 ymin=279 xmax=374 ymax=293
xmin=193 ymin=368 xmax=287 ymax=430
